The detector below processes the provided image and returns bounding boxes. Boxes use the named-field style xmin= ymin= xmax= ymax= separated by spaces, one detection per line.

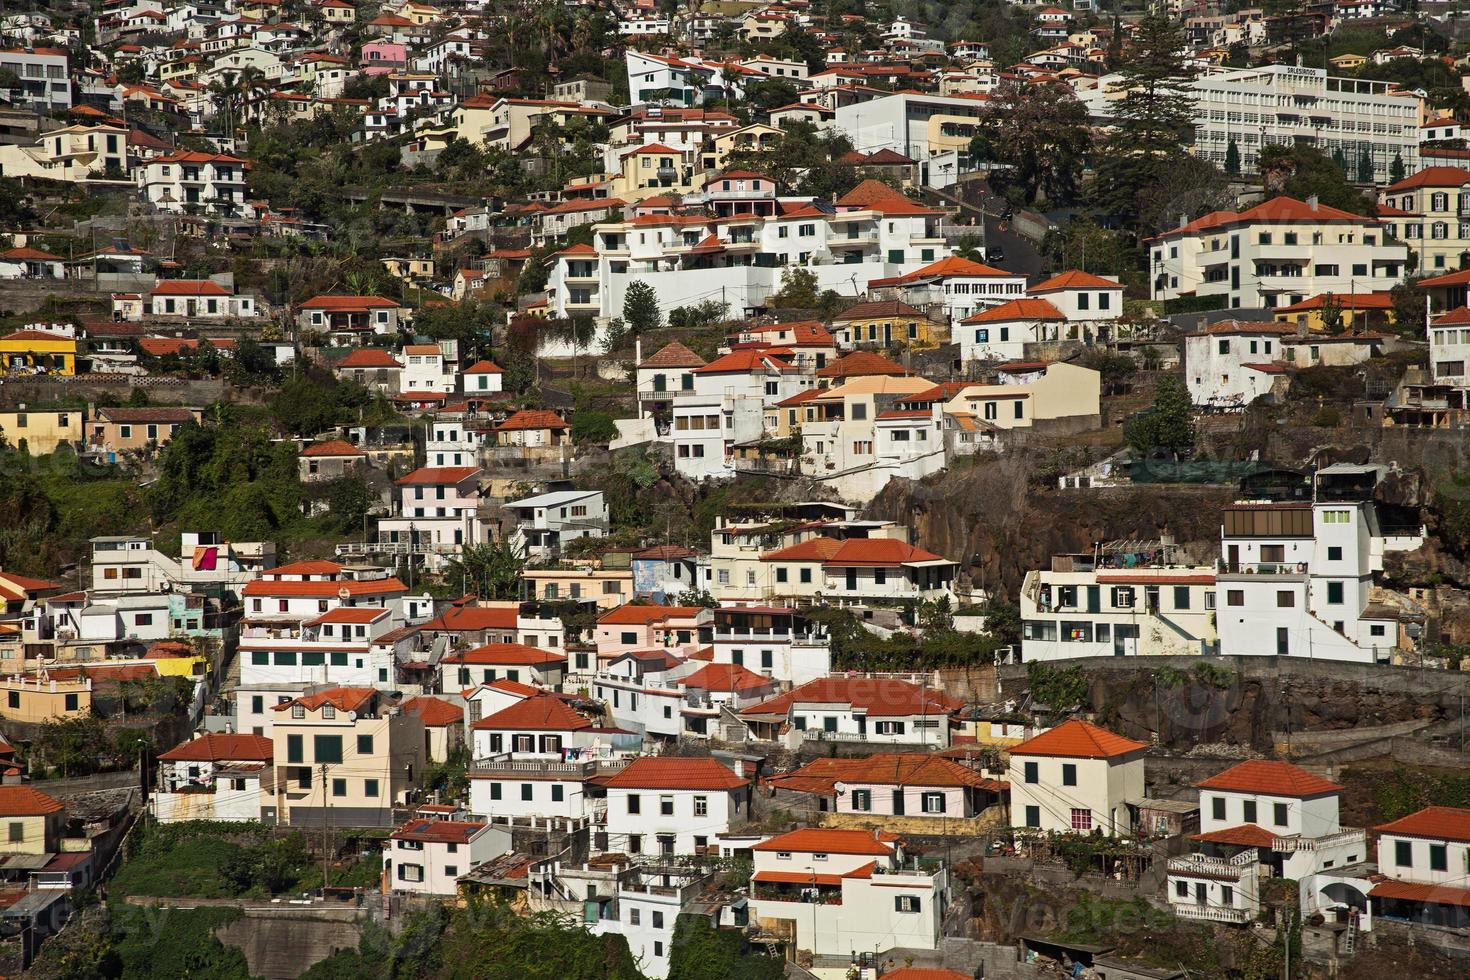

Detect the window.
xmin=694 ymin=796 xmax=707 ymax=817
xmin=1024 ymin=805 xmax=1040 ymax=828
xmin=851 ymin=789 xmax=872 ymax=811
xmin=397 ymin=864 xmax=423 ymax=882
xmin=1062 ymin=763 xmax=1076 ymax=786
xmin=1395 ymin=839 xmax=1412 ymax=867
xmin=1176 ymin=880 xmax=1189 ymax=898
xmin=660 ymin=796 xmax=674 ymax=816
xmin=1212 ymin=796 xmax=1225 ymax=820
xmin=357 ymin=735 xmax=373 ymax=755
xmin=1276 ymin=591 xmax=1295 ymax=608
xmin=1273 ymin=802 xmax=1288 ymax=826
xmin=1327 ymin=546 xmax=1342 ymax=561
xmin=1326 ymin=582 xmax=1344 ymax=604
xmin=653 ymin=911 xmax=664 ymax=929
xmin=628 ymin=794 xmax=641 ymax=814
xmin=629 ymin=908 xmax=641 ymax=925
xmin=314 ymin=735 xmax=343 ymax=764
xmin=895 ymin=895 xmax=922 ymax=913
xmin=1023 ymin=761 xmax=1038 ymax=783
xmin=1227 ymin=589 xmax=1244 ymax=607
xmin=332 ymin=778 xmax=347 ymax=797
xmin=490 ymin=783 xmax=502 ymax=800
xmin=364 ymin=779 xmax=379 ymax=797
xmin=552 ymin=784 xmax=564 ymax=802
xmin=921 ymin=792 xmax=946 ymax=814
xmin=1070 ymin=808 xmax=1092 ymax=831
xmin=287 ymin=734 xmax=303 ymax=764
xmin=522 ymin=783 xmax=533 ymax=801
xmin=1431 ymin=843 xmax=1448 ymax=871
xmin=7 ymin=822 xmax=22 ymax=843
xmin=1243 ymin=800 xmax=1257 ymax=823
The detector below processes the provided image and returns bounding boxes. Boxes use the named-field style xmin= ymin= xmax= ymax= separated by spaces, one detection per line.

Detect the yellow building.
xmin=1272 ymin=292 xmax=1396 ymax=332
xmin=706 ymin=123 xmax=782 ymax=172
xmin=831 ymin=299 xmax=947 ymax=349
xmin=0 ymin=329 xmax=77 ymax=376
xmin=0 ymin=674 xmax=92 ymax=724
xmin=0 ymin=786 xmax=67 ymax=855
xmin=610 ymin=142 xmax=697 ymax=203
xmin=0 ymin=408 xmax=83 ymax=454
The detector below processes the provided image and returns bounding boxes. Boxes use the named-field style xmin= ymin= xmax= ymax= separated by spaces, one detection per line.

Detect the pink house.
xmin=361 ymin=41 xmax=408 ymax=75
xmin=594 ymin=604 xmax=708 ymax=663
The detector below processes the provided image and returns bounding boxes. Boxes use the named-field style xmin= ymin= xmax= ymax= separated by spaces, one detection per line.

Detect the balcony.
xmin=1172 ymin=904 xmax=1253 ymax=925
xmin=1216 ymin=560 xmax=1308 ymax=578
xmin=468 ymin=756 xmax=629 ymax=778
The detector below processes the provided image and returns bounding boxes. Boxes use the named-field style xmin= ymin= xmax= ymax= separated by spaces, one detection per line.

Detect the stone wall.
xmin=214 ymin=908 xmax=365 ymax=979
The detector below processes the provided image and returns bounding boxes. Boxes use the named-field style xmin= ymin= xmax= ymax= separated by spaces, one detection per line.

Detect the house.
xmin=0 ymin=124 xmax=126 ymax=182
xmin=1020 ymin=549 xmax=1219 ymax=661
xmin=0 ymin=246 xmax=64 ymax=280
xmin=492 ymin=409 xmax=570 ymax=449
xmin=441 ymin=643 xmax=567 ymax=691
xmin=400 ymin=343 xmax=454 ymax=394
xmin=385 ymin=817 xmax=509 ymax=896
xmin=766 ymin=753 xmax=1006 ymax=824
xmin=1370 ymin=806 xmax=1470 ymax=926
xmin=747 ymin=828 xmax=947 ymax=958
xmin=401 ymin=696 xmax=466 ymax=764
xmin=418 ymin=600 xmax=566 ymax=651
xmin=1376 ymin=166 xmax=1470 ymax=275
xmin=630 ymin=546 xmax=700 ymax=604
xmin=1184 ymin=321 xmax=1295 ymax=410
xmin=740 ymin=675 xmax=960 ymax=746
xmin=0 ymin=328 xmax=76 ymax=375
xmin=146 ymin=280 xmax=257 ymax=319
xmin=0 ymin=786 xmax=66 ymax=855
xmin=467 ymin=691 xmax=603 ymax=761
xmin=297 ymin=439 xmax=367 ymax=483
xmin=151 ymin=732 xmax=273 ymax=823
xmin=0 ymin=407 xmax=82 ymax=454
xmin=136 ymin=151 xmax=250 ymax=218
xmin=334 ymin=348 xmax=403 ymax=393
xmin=599 ymin=756 xmax=749 ymax=856
xmin=88 ymin=407 xmax=201 ymax=460
xmin=503 ymin=490 xmax=608 ymax=560
xmin=637 ymin=341 xmax=706 ymax=413
xmin=1148 ymin=196 xmax=1407 ymax=310
xmin=831 ymin=300 xmax=945 ymax=350
xmin=706 ymin=605 xmax=831 ymax=686
xmin=1007 ymin=719 xmax=1147 ymax=836
xmin=271 ymin=687 xmax=426 ymax=827
xmin=461 ymin=359 xmax=503 ymax=394
xmin=298 ymin=295 xmax=405 ymax=340
xmin=595 ymin=605 xmax=706 ymax=663
xmin=378 ymin=466 xmax=486 ymax=560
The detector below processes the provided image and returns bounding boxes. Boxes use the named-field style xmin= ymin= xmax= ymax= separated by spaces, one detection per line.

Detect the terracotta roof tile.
xmin=1375 ymin=805 xmax=1470 ymax=843
xmin=496 ymin=409 xmax=569 ymax=431
xmin=444 ymin=642 xmax=566 ymax=666
xmin=471 ymin=693 xmax=592 ymax=731
xmin=600 ymin=756 xmax=748 ymax=790
xmin=158 ymin=733 xmax=273 ymax=762
xmin=402 ymin=696 xmax=465 ymax=727
xmin=753 ymin=827 xmax=900 ymax=855
xmin=0 ymin=786 xmax=63 ymax=816
xmin=1197 ymin=760 xmax=1343 ymax=798
xmin=742 ymin=676 xmax=960 ymax=719
xmin=1010 ymin=719 xmax=1147 ymax=759
xmin=639 ymin=340 xmax=707 ymax=369
xmin=815 ymin=351 xmax=910 ymax=378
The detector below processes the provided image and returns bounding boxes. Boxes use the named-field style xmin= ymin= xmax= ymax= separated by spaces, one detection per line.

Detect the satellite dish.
xmin=338 ymin=587 xmax=350 ymax=602
xmin=834 ymin=781 xmax=846 ymax=796
xmin=347 ymin=710 xmax=358 ymax=721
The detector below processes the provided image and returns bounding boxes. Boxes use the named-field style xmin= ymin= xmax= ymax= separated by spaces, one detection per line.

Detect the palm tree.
xmin=445 ymin=542 xmax=524 ymax=600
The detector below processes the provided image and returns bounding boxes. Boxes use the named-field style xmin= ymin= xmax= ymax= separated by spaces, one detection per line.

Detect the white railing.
xmin=1172 ymin=903 xmax=1252 ymax=924
xmin=1272 ymin=828 xmax=1367 ymax=852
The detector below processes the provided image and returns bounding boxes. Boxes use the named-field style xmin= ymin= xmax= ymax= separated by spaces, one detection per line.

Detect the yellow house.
xmin=0 ymin=407 xmax=83 ymax=454
xmin=1272 ymin=292 xmax=1396 ymax=332
xmin=610 ymin=142 xmax=696 ymax=203
xmin=0 ymin=786 xmax=67 ymax=855
xmin=1330 ymin=53 xmax=1367 ymax=72
xmin=383 ymin=257 xmax=435 ymax=282
xmin=320 ymin=0 xmax=356 ymax=23
xmin=706 ymin=123 xmax=783 ymax=171
xmin=0 ymin=329 xmax=77 ymax=376
xmin=0 ymin=674 xmax=92 ymax=724
xmin=831 ymin=299 xmax=948 ymax=349
xmin=394 ymin=1 xmax=442 ymax=26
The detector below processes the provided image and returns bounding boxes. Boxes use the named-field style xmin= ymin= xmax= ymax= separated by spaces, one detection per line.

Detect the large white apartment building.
xmin=136 ymin=151 xmax=252 ymax=218
xmin=544 ymin=180 xmax=952 ymax=321
xmin=1148 ymin=196 xmax=1408 ymax=310
xmin=1215 ymin=465 xmax=1422 ymax=664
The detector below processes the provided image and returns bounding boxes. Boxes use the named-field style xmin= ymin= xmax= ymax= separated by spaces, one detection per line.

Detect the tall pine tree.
xmin=1096 ymin=15 xmax=1198 ymax=233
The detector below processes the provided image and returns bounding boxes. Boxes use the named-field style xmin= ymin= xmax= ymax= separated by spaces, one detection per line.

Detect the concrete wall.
xmin=214 ymin=908 xmax=364 ymax=979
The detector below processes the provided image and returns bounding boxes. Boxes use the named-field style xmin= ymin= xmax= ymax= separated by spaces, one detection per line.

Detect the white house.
xmin=441 ymin=642 xmax=567 ymax=691
xmin=1370 ymin=806 xmax=1470 ymax=926
xmin=379 ymin=466 xmax=486 ymax=562
xmin=461 ymin=359 xmax=503 ymax=394
xmin=151 ymin=732 xmax=273 ymax=823
xmin=600 ymin=756 xmax=749 ymax=856
xmin=400 ymin=343 xmax=455 ymax=394
xmin=1183 ymin=321 xmax=1294 ymax=410
xmin=385 ymin=817 xmax=510 ymax=896
xmin=136 ymin=151 xmax=251 ymax=218
xmin=747 ymin=828 xmax=948 ymax=959
xmin=503 ymin=490 xmax=608 ymax=560
xmin=739 ymin=675 xmax=961 ymax=747
xmin=1007 ymin=719 xmax=1147 ymax=837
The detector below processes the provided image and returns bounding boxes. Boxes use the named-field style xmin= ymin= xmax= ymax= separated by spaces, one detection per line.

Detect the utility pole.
xmin=321 ymin=762 xmax=330 ymax=896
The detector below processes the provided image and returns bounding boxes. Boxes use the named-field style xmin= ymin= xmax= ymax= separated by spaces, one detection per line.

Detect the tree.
xmin=1095 ymin=15 xmax=1197 ymax=230
xmin=1224 ymin=139 xmax=1240 ymax=176
xmin=1125 ymin=375 xmax=1195 ymax=457
xmin=1319 ymin=293 xmax=1346 ymax=335
xmin=1390 ymin=153 xmax=1406 ymax=183
xmin=1391 ymin=277 xmax=1427 ymax=340
xmin=975 ymin=80 xmax=1091 ymax=205
xmin=1080 ymin=349 xmax=1138 ymax=394
xmin=622 ymin=280 xmax=661 ymax=335
xmin=666 ymin=914 xmax=783 ymax=980
xmin=1259 ymin=144 xmax=1371 ymax=215
xmin=769 ymin=266 xmax=820 ymax=308
xmin=445 ymin=543 xmax=524 ymax=600
xmin=1357 ymin=149 xmax=1374 ymax=183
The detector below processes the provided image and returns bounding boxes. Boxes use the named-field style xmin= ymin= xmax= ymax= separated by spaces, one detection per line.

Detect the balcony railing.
xmin=1216 ymin=561 xmax=1308 ymax=576
xmin=1172 ymin=903 xmax=1253 ymax=924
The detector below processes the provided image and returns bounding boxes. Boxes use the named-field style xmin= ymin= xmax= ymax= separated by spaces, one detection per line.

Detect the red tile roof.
xmin=242 ymin=577 xmax=407 ymax=598
xmin=760 ymin=537 xmax=844 ymax=562
xmin=825 ymin=538 xmax=947 ymax=566
xmin=274 ymin=686 xmax=377 ymax=713
xmin=463 ymin=359 xmax=503 ymax=374
xmin=496 ymin=409 xmax=569 ymax=431
xmin=742 ymin=676 xmax=960 ymax=719
xmin=885 ymin=256 xmax=1012 ymax=284
xmin=390 ymin=817 xmax=487 ymax=845
xmin=962 ymin=297 xmax=1064 ymax=323
xmin=597 ymin=604 xmax=702 ymax=625
xmin=444 ymin=642 xmax=566 ymax=666
xmin=336 ymin=348 xmax=402 ymax=368
xmin=151 ymin=279 xmax=230 ymax=296
xmin=1384 ymin=165 xmax=1470 ymax=192
xmin=158 ymin=732 xmax=273 ymax=762
xmin=402 ymin=696 xmax=465 ymax=727
xmin=694 ymin=349 xmax=794 ymax=374
xmin=640 ymin=340 xmax=707 ymax=369
xmin=881 ymin=970 xmax=971 ymax=980
xmin=264 ymin=559 xmax=344 ymax=577
xmin=1276 ymin=292 xmax=1393 ymax=313
xmin=299 ymin=438 xmax=364 ymax=457
xmin=395 ymin=466 xmax=480 ymax=485
xmin=601 ymin=756 xmax=748 ymax=791
xmin=1196 ymin=760 xmax=1343 ymax=798
xmin=680 ymin=662 xmax=775 ymax=694
xmin=0 ymin=246 xmax=63 ymax=262
xmin=1375 ymin=805 xmax=1470 ymax=843
xmin=1433 ymin=306 xmax=1470 ymax=326
xmin=301 ymin=294 xmax=397 ymax=310
xmin=422 ymin=605 xmax=518 ymax=632
xmin=1369 ymin=878 xmax=1470 ymax=909
xmin=472 ymin=694 xmax=592 ymax=731
xmin=1029 ymin=270 xmax=1121 ymax=293
xmin=0 ymin=786 xmax=63 ymax=817
xmin=1010 ymin=719 xmax=1147 ymax=759
xmin=833 ymin=299 xmax=927 ymax=322
xmin=815 ymin=350 xmax=909 ymax=378
xmin=768 ymin=753 xmax=1003 ymax=793
xmin=753 ymin=827 xmax=900 ymax=855
xmin=1190 ymin=823 xmax=1277 ymax=848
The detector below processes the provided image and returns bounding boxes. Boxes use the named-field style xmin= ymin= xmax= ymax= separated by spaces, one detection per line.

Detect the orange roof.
xmin=1369 ymin=878 xmax=1470 ymax=908
xmin=601 ymin=756 xmax=748 ymax=791
xmin=2 ymin=329 xmax=74 ymax=343
xmin=694 ymin=349 xmax=793 ymax=374
xmin=754 ymin=827 xmax=900 ymax=855
xmin=1384 ymin=165 xmax=1470 ymax=192
xmin=760 ymin=537 xmax=844 ymax=562
xmin=0 ymin=246 xmax=63 ymax=262
xmin=241 ymin=577 xmax=407 ymax=598
xmin=882 ymin=970 xmax=971 ymax=980
xmin=1434 ymin=306 xmax=1470 ymax=326
xmin=742 ymin=676 xmax=960 ymax=719
xmin=301 ymin=294 xmax=397 ymax=310
xmin=274 ymin=686 xmax=377 ymax=713
xmin=680 ymin=662 xmax=775 ymax=694
xmin=598 ymin=604 xmax=702 ymax=625
xmin=158 ymin=732 xmax=273 ymax=762
xmin=1029 ymin=270 xmax=1121 ymax=293
xmin=1010 ymin=719 xmax=1147 ymax=759
xmin=390 ymin=817 xmax=488 ymax=845
xmin=825 ymin=538 xmax=947 ymax=566
xmin=835 ymin=179 xmax=941 ymax=215
xmin=833 ymin=299 xmax=926 ymax=322
xmin=265 ymin=559 xmax=344 ymax=577
xmin=395 ymin=466 xmax=480 ymax=485
xmin=0 ymin=786 xmax=63 ymax=817
xmin=1196 ymin=760 xmax=1343 ymax=798
xmin=1190 ymin=824 xmax=1277 ymax=848
xmin=1375 ymin=806 xmax=1470 ymax=843
xmin=445 ymin=642 xmax=565 ymax=666
xmin=752 ymin=869 xmax=847 ymax=886
xmin=497 ymin=409 xmax=569 ymax=431
xmin=151 ymin=279 xmax=230 ymax=296
xmin=421 ymin=605 xmax=518 ymax=632
xmin=305 ymin=607 xmax=388 ymax=627
xmin=402 ymin=696 xmax=465 ymax=727
xmin=1276 ymin=292 xmax=1394 ymax=313
xmin=640 ymin=340 xmax=706 ymax=369
xmin=1419 ymin=268 xmax=1470 ymax=288
xmin=815 ymin=350 xmax=909 ymax=378
xmin=463 ymin=359 xmax=503 ymax=374
xmin=888 ymin=255 xmax=1012 ymax=284
xmin=299 ymin=438 xmax=364 ymax=457
xmin=962 ymin=297 xmax=1064 ymax=323
xmin=472 ymin=693 xmax=593 ymax=731
xmin=337 ymin=348 xmax=402 ymax=368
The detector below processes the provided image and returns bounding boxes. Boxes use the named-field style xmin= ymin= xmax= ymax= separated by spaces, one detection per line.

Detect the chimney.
xmin=1179 ymin=213 xmax=1188 ymax=231
xmin=1307 ymin=195 xmax=1319 ymax=212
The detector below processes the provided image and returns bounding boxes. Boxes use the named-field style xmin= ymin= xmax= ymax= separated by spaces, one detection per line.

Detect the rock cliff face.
xmin=865 ymin=460 xmax=1236 ymax=601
